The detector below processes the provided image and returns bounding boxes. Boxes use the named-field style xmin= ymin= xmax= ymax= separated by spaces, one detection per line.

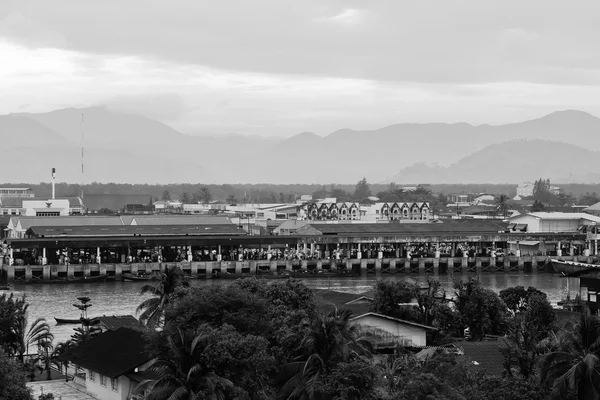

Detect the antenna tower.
xmin=81 ymin=113 xmax=84 ymax=201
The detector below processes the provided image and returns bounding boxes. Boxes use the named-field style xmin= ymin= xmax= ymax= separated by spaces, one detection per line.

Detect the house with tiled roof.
xmin=63 ymin=327 xmax=152 ymax=400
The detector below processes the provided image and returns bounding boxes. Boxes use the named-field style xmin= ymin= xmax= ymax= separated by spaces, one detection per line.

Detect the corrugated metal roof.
xmin=17 ymin=216 xmax=126 ymax=230
xmin=131 ymin=215 xmax=233 ymax=226
xmin=301 ymin=220 xmax=508 ymax=235
xmin=27 ymin=224 xmax=247 ymax=237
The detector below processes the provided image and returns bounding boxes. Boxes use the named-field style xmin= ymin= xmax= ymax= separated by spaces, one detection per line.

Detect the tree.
xmin=540 ymin=311 xmax=600 ymax=400
xmin=370 ymin=280 xmax=416 ymax=320
xmin=496 ymin=194 xmax=510 ymax=218
xmin=70 ymin=297 xmax=101 ymax=345
xmin=353 ymin=178 xmax=371 ymax=200
xmin=413 ymin=277 xmax=448 ymax=327
xmin=161 ymin=190 xmax=171 ymax=201
xmin=226 ymin=194 xmax=237 ymax=204
xmin=179 ymin=192 xmax=191 ymax=204
xmin=139 ymin=327 xmax=233 ymax=400
xmin=196 ymin=187 xmax=212 ymax=204
xmin=532 ymin=200 xmax=545 ymax=212
xmin=279 ymin=307 xmax=372 ymax=400
xmin=453 ymin=278 xmax=508 ymax=340
xmin=0 ymin=348 xmax=33 ymax=400
xmin=137 ymin=267 xmax=189 ymax=328
xmin=0 ymin=293 xmax=27 ymax=357
xmin=12 ymin=311 xmax=53 ymax=363
xmin=499 ymin=286 xmax=548 ymax=315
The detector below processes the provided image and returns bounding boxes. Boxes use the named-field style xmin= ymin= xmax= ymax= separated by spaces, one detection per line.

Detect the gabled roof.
xmin=26 ymin=224 xmax=247 ymax=238
xmin=15 ymin=216 xmax=126 ymax=230
xmin=299 ymin=219 xmax=508 ymax=236
xmin=584 ymin=202 xmax=600 ymax=212
xmin=350 ymin=312 xmax=438 ymax=331
xmin=97 ymin=315 xmax=143 ymax=331
xmin=131 ymin=215 xmax=232 ymax=226
xmin=314 ymin=289 xmax=373 ymax=305
xmin=63 ymin=328 xmax=151 ymax=379
xmin=510 ymin=212 xmax=600 ymax=223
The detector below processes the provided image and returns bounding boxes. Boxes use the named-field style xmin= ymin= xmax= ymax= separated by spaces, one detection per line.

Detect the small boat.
xmin=122 ymin=273 xmax=154 ymax=282
xmin=290 ymin=271 xmax=357 ymax=279
xmin=54 ymin=317 xmax=82 ymax=324
xmin=26 ymin=275 xmax=109 ymax=284
xmin=550 ymin=259 xmax=600 ymax=275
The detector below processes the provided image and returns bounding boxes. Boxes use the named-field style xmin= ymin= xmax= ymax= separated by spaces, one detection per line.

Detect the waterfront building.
xmin=508 ymin=212 xmax=600 ymax=234
xmin=0 ymin=187 xmax=34 ymax=198
xmin=302 ymin=201 xmax=430 ymax=221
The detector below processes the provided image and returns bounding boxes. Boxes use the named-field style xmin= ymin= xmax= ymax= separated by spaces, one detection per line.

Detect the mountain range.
xmin=1 ymin=107 xmax=599 ymax=184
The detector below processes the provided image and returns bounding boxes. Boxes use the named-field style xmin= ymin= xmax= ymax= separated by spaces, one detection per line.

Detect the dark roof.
xmin=457 ymin=340 xmax=506 ymax=376
xmin=314 ymin=289 xmax=373 ymax=305
xmin=301 ymin=219 xmax=508 ymax=236
xmin=350 ymin=312 xmax=439 ymax=330
xmin=97 ymin=315 xmax=143 ymax=331
xmin=0 ymin=197 xmax=25 ymax=207
xmin=63 ymin=328 xmax=151 ymax=379
xmin=26 ymin=224 xmax=247 ymax=238
xmin=84 ymin=194 xmax=152 ymax=211
xmin=0 ymin=215 xmax=11 ymax=226
xmin=132 ymin=215 xmax=233 ymax=225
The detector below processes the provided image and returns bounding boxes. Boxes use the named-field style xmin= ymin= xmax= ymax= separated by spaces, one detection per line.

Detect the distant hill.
xmin=2 ymin=108 xmax=600 ymax=183
xmin=389 ymin=140 xmax=600 ymax=184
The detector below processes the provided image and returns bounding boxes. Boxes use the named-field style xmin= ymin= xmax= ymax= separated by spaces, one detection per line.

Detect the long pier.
xmin=1 ymin=255 xmax=596 ymax=283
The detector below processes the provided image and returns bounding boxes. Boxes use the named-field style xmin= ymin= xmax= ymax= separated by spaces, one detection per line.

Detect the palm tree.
xmin=540 ymin=312 xmax=600 ymax=400
xmin=137 ymin=266 xmax=189 ymax=328
xmin=12 ymin=309 xmax=53 ymax=363
xmin=138 ymin=327 xmax=232 ymax=400
xmin=279 ymin=307 xmax=372 ymax=400
xmin=495 ymin=194 xmax=510 ymax=218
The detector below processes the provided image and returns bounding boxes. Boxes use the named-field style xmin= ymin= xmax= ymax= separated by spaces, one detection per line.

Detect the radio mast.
xmin=81 ymin=113 xmax=84 ymax=202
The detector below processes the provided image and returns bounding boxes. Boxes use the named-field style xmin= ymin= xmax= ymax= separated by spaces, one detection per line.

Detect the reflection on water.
xmin=7 ymin=272 xmax=578 ymax=344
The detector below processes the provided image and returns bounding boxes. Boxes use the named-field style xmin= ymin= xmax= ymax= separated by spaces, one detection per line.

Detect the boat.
xmin=550 ymin=258 xmax=600 ymax=275
xmin=25 ymin=275 xmax=109 ymax=284
xmin=290 ymin=271 xmax=357 ymax=278
xmin=54 ymin=317 xmax=82 ymax=324
xmin=122 ymin=273 xmax=154 ymax=282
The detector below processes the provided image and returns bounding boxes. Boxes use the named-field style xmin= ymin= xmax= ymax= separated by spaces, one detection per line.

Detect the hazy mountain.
xmin=389 ymin=140 xmax=600 ymax=184
xmin=2 ymin=107 xmax=600 ymax=184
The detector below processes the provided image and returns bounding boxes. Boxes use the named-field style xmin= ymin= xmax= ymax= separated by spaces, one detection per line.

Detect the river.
xmin=6 ymin=272 xmax=579 ymax=345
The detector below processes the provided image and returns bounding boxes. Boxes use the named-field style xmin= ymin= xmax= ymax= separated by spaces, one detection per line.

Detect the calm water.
xmin=5 ymin=272 xmax=579 ymax=345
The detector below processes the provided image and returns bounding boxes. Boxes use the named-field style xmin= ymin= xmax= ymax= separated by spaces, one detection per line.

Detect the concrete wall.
xmin=84 ymin=369 xmax=131 ymax=400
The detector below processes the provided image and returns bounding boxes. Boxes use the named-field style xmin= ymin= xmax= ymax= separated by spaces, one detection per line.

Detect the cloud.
xmin=104 ymin=93 xmax=191 ymax=121
xmin=0 ymin=12 xmax=66 ymax=48
xmin=319 ymin=8 xmax=365 ymax=25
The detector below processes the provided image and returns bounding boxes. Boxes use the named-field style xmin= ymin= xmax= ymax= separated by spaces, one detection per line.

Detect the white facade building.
xmin=349 ymin=312 xmax=436 ymax=347
xmin=21 ymin=199 xmax=70 ymax=216
xmin=516 ymin=182 xmax=534 ymax=197
xmin=508 ymin=212 xmax=600 ymax=233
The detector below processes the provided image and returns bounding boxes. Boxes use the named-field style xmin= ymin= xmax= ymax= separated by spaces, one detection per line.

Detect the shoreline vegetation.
xmin=1 ymin=268 xmax=598 ymax=399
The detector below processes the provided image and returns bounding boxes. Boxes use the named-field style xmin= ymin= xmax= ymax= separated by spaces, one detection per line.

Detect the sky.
xmin=2 ymin=0 xmax=600 ymax=137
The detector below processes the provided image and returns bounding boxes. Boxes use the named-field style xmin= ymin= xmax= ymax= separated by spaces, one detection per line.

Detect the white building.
xmin=0 ymin=187 xmax=34 ymax=198
xmin=21 ymin=199 xmax=70 ymax=216
xmin=516 ymin=182 xmax=534 ymax=198
xmin=349 ymin=312 xmax=437 ymax=347
xmin=508 ymin=212 xmax=600 ymax=233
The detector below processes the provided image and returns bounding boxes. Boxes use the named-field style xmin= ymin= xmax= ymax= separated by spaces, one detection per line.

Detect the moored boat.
xmin=122 ymin=273 xmax=154 ymax=282
xmin=550 ymin=258 xmax=600 ymax=275
xmin=290 ymin=271 xmax=357 ymax=278
xmin=25 ymin=274 xmax=109 ymax=284
xmin=54 ymin=317 xmax=82 ymax=324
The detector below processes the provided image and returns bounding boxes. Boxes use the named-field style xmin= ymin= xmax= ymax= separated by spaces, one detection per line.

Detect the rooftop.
xmin=27 ymin=224 xmax=247 ymax=238
xmin=131 ymin=215 xmax=233 ymax=226
xmin=511 ymin=212 xmax=600 ymax=222
xmin=350 ymin=312 xmax=438 ymax=331
xmin=97 ymin=315 xmax=143 ymax=331
xmin=63 ymin=327 xmax=151 ymax=379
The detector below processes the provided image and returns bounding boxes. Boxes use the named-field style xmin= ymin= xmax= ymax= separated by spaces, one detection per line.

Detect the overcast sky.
xmin=2 ymin=0 xmax=600 ymax=137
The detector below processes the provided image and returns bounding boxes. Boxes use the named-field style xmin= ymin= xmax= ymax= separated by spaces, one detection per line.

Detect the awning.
xmin=507 ymin=223 xmax=517 ymax=230
xmin=519 ymin=241 xmax=540 ymax=246
xmin=572 ymin=240 xmax=586 ymax=245
xmin=515 ymin=224 xmax=528 ymax=231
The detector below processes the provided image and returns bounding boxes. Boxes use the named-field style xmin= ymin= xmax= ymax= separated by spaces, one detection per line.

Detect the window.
xmin=100 ymin=374 xmax=106 ymax=387
xmin=88 ymin=370 xmax=95 ymax=382
xmin=111 ymin=378 xmax=118 ymax=392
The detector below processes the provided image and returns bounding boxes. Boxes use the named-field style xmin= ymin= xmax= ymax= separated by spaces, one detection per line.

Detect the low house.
xmin=349 ymin=312 xmax=437 ymax=347
xmin=63 ymin=327 xmax=152 ymax=400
